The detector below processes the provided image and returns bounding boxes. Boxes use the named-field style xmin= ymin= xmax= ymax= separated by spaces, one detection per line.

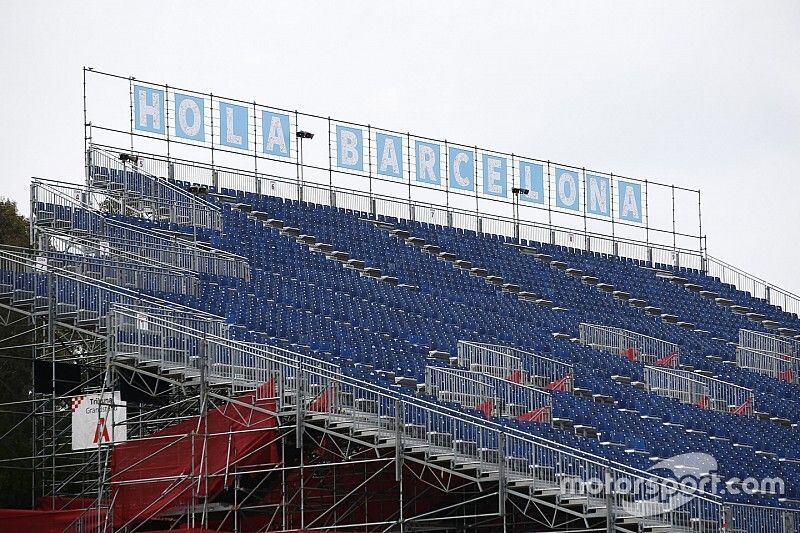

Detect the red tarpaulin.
xmin=111 ymin=380 xmax=280 ymax=527
xmin=0 ymin=508 xmax=87 ymax=533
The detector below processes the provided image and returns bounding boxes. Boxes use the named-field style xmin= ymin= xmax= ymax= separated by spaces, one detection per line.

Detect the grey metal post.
xmin=498 ymin=431 xmax=507 ymax=533
xmin=547 ymin=161 xmax=553 ymax=244
xmin=395 ymin=399 xmax=404 ymax=532
xmin=605 ymin=466 xmax=615 ymax=533
xmin=328 ymin=117 xmax=334 ymax=206
xmin=296 ymin=365 xmax=304 ymax=449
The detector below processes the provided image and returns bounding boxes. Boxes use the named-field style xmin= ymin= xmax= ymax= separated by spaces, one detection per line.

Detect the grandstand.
xmin=0 ymin=69 xmax=799 ymax=532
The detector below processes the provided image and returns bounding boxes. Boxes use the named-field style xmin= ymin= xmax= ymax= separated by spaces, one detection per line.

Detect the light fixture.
xmin=512 ymin=187 xmax=530 ymax=195
xmin=296 ymin=131 xmax=314 ymax=140
xmin=119 ymin=153 xmax=139 ymax=165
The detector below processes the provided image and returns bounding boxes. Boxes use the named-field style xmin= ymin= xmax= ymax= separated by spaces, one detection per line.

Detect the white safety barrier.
xmin=457 ymin=340 xmax=574 ymax=392
xmin=579 ymin=323 xmax=680 ymax=367
xmin=32 ymin=179 xmax=249 ymax=280
xmin=87 ymin=146 xmax=222 ymax=231
xmin=425 ymin=366 xmax=552 ymax=422
xmin=102 ymin=307 xmax=798 ymax=533
xmin=644 ymin=366 xmax=755 ymax=415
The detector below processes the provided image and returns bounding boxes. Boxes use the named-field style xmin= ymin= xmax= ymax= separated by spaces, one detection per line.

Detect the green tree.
xmin=0 ymin=198 xmax=33 ymax=508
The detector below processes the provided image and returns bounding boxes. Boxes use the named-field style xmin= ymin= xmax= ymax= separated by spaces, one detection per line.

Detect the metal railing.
xmin=32 ymin=179 xmax=249 ymax=280
xmin=737 ymin=330 xmax=800 ymax=384
xmin=457 ymin=340 xmax=574 ymax=392
xmin=102 ymin=307 xmax=800 ymax=532
xmin=707 ymin=255 xmax=800 ymax=318
xmin=87 ymin=146 xmax=222 ymax=231
xmin=736 ymin=346 xmax=798 ymax=384
xmin=31 ymin=248 xmax=199 ymax=298
xmin=644 ymin=365 xmax=755 ymax=415
xmin=579 ymin=323 xmax=680 ymax=367
xmin=740 ymin=329 xmax=800 ymax=358
xmin=644 ymin=365 xmax=709 ymax=407
xmin=93 ymin=143 xmax=707 ymax=272
xmin=0 ymin=248 xmax=220 ymax=332
xmin=425 ymin=365 xmax=552 ymax=422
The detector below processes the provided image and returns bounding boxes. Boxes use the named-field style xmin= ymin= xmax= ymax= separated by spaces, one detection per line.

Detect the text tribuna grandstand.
xmin=0 ymin=69 xmax=799 ymax=532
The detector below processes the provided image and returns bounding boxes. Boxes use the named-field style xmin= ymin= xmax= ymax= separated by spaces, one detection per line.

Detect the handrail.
xmin=88 ymin=146 xmax=220 ymax=212
xmin=0 ymin=247 xmax=222 ymax=322
xmin=89 ymin=142 xmax=707 ymax=272
xmin=111 ymin=307 xmax=722 ymax=504
xmin=706 ymin=254 xmax=800 ymax=318
xmin=31 ymin=179 xmax=250 ymax=279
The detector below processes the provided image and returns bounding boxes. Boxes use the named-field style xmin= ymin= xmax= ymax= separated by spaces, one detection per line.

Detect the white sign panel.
xmin=71 ymin=391 xmax=127 ymax=450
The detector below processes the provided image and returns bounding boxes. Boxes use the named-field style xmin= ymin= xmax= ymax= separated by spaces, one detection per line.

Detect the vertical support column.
xmin=722 ymin=505 xmax=732 ymax=532
xmin=368 ymin=125 xmax=374 ymax=217
xmin=546 ymin=161 xmax=553 ymax=244
xmin=199 ymin=333 xmax=209 ymax=528
xmin=296 ymin=366 xmax=304 ymax=449
xmin=698 ymin=188 xmax=703 ymax=263
xmin=474 ymin=145 xmax=481 ymax=234
xmin=610 ymin=173 xmax=617 ymax=257
xmin=128 ymin=77 xmax=134 ymax=152
xmin=498 ymin=431 xmax=507 ymax=533
xmin=295 ymin=111 xmax=301 ymax=202
xmin=407 ymin=133 xmax=413 ymax=222
xmin=671 ymin=184 xmax=677 ymax=267
xmin=444 ymin=140 xmax=450 ymax=227
xmin=511 ymin=154 xmax=518 ymax=241
xmin=644 ymin=180 xmax=651 ymax=266
xmin=165 ymin=83 xmax=171 ymax=161
xmin=47 ymin=268 xmax=56 ymax=505
xmin=328 ymin=117 xmax=334 ymax=207
xmin=582 ymin=167 xmax=589 ymax=252
xmin=783 ymin=509 xmax=795 ymax=533
xmin=253 ymin=102 xmax=260 ymax=195
xmin=210 ymin=94 xmax=216 ymax=174
xmin=605 ymin=466 xmax=615 ymax=533
xmin=395 ymin=399 xmax=405 ymax=532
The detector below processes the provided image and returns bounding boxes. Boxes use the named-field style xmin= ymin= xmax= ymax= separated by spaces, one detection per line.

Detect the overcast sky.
xmin=1 ymin=1 xmax=798 ymax=296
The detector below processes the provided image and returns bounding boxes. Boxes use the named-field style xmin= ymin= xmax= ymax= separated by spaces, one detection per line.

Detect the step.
xmin=628 ymin=298 xmax=647 ymax=307
xmin=581 ymin=275 xmax=599 ymax=285
xmin=428 ymin=350 xmax=451 ymax=361
xmin=596 ymin=283 xmax=615 ymax=293
xmin=613 ymin=290 xmax=631 ymax=300
xmin=501 ymin=283 xmax=520 ymax=293
xmin=565 ymin=268 xmax=583 ymax=277
xmin=390 ymin=229 xmax=410 ymax=239
xmin=550 ymin=260 xmax=568 ymax=270
xmin=407 ymin=236 xmax=426 ymax=247
xmin=438 ymin=252 xmax=457 ymax=262
xmin=314 ymin=243 xmax=334 ymax=253
xmin=422 ymin=244 xmax=441 ymax=254
xmin=533 ymin=253 xmax=552 ymax=263
xmin=281 ymin=226 xmax=301 ymax=237
xmin=454 ymin=259 xmax=473 ymax=269
xmin=470 ymin=267 xmax=488 ymax=277
xmin=347 ymin=259 xmax=366 ymax=270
